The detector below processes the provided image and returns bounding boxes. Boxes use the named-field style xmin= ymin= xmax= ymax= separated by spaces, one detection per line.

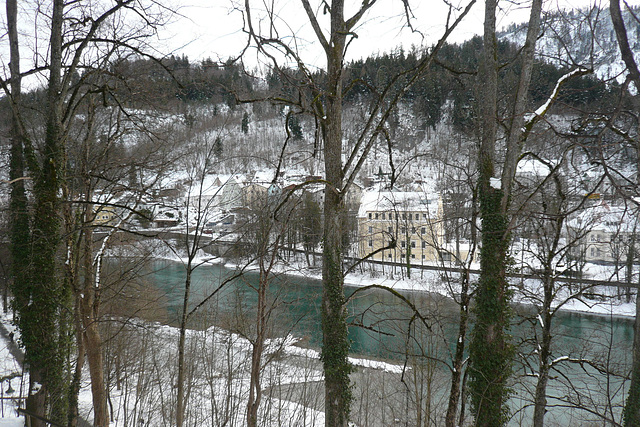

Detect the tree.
xmin=2 ymin=1 xmax=174 ymax=424
xmin=175 ymin=133 xmax=230 ymax=427
xmin=300 ymin=192 xmax=323 ymax=266
xmin=5 ymin=0 xmax=43 ymax=422
xmin=468 ymin=0 xmax=543 ymax=424
xmin=609 ymin=1 xmax=640 ymax=424
xmin=243 ymin=2 xmax=475 ymax=424
xmin=242 ymin=111 xmax=250 ymax=133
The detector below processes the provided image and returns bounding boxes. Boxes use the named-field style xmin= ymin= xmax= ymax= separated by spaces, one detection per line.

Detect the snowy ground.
xmin=0 ymin=312 xmax=24 ymax=427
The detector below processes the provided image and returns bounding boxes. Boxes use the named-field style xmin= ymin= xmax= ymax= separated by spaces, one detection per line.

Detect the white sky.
xmin=2 ymin=0 xmax=640 ymax=83
xmin=158 ymin=0 xmax=628 ymax=69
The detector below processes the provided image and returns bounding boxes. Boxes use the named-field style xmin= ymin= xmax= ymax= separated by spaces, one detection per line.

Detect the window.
xmin=401 ymin=241 xmax=406 ymax=248
xmin=411 ymin=254 xmax=416 ymax=259
xmin=402 ymin=213 xmax=406 ymax=220
xmin=401 ymin=227 xmax=406 ymax=234
xmin=412 ymin=227 xmax=416 ymax=234
xmin=368 ymin=240 xmax=373 ymax=247
xmin=422 ymin=241 xmax=426 ymax=249
xmin=388 ymin=226 xmax=393 ymax=233
xmin=411 ymin=241 xmax=416 ymax=248
xmin=422 ymin=254 xmax=426 ymax=260
xmin=401 ymin=253 xmax=405 ymax=258
xmin=382 ymin=213 xmax=386 ymax=220
xmin=388 ymin=253 xmax=392 ymax=259
xmin=375 ymin=213 xmax=379 ymax=220
xmin=421 ymin=227 xmax=426 ymax=235
xmin=368 ymin=226 xmax=373 ymax=233
xmin=591 ymin=247 xmax=595 ymax=256
xmin=368 ymin=213 xmax=372 ymax=220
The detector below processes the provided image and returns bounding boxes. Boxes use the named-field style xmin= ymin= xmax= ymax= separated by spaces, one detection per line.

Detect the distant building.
xmin=153 ymin=210 xmax=180 ymax=228
xmin=242 ymin=182 xmax=268 ymax=209
xmin=220 ymin=177 xmax=244 ymax=211
xmin=92 ymin=205 xmax=118 ymax=226
xmin=357 ymin=191 xmax=444 ymax=263
xmin=567 ymin=203 xmax=640 ymax=263
xmin=307 ymin=181 xmax=363 ymax=212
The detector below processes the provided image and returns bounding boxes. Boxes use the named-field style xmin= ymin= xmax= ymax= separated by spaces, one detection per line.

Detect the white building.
xmin=568 ymin=202 xmax=640 ymax=263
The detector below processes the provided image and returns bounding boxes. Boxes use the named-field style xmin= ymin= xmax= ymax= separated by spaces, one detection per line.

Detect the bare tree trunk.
xmin=532 ymin=174 xmax=566 ymax=427
xmin=532 ymin=277 xmax=553 ymax=427
xmin=610 ymin=2 xmax=640 ymax=424
xmin=81 ymin=282 xmax=108 ymax=427
xmin=26 ymin=371 xmax=47 ymax=427
xmin=445 ymin=274 xmax=470 ymax=427
xmin=176 ymin=266 xmax=192 ymax=427
xmin=533 ymin=333 xmax=551 ymax=426
xmin=69 ymin=293 xmax=86 ymax=427
xmin=247 ymin=266 xmax=268 ymax=427
xmin=319 ymin=3 xmax=351 ymax=426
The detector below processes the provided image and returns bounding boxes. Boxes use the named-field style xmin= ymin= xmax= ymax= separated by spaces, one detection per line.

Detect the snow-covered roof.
xmin=358 ymin=191 xmax=440 ymax=218
xmin=517 ymin=157 xmax=554 ymax=177
xmin=568 ymin=202 xmax=639 ymax=234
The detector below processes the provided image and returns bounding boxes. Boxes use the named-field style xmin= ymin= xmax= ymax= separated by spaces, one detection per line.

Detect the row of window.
xmin=368 ymin=240 xmax=429 ymax=249
xmin=367 ymin=212 xmax=431 ymax=221
xmin=368 ymin=226 xmax=429 ymax=235
xmin=385 ymin=253 xmax=425 ymax=259
xmin=372 ymin=252 xmax=452 ymax=261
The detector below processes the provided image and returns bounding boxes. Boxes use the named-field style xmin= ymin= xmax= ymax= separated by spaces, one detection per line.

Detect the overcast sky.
xmin=2 ymin=0 xmax=639 ymax=84
xmin=159 ymin=0 xmax=629 ymax=69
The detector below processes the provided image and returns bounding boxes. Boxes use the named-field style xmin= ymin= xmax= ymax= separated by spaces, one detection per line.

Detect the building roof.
xmin=568 ymin=202 xmax=640 ymax=234
xmin=357 ymin=191 xmax=440 ymax=218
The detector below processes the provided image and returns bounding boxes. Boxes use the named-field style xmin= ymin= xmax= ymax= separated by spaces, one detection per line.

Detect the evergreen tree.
xmin=242 ymin=111 xmax=250 ymax=133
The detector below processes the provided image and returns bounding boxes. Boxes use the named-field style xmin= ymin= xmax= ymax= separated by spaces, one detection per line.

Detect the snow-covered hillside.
xmin=500 ymin=6 xmax=640 ymax=81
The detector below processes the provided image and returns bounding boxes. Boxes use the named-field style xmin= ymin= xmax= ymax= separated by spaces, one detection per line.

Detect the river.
xmin=148 ymin=259 xmax=633 ymax=424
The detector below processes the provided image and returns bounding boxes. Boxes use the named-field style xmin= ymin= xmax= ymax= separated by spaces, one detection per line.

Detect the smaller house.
xmin=220 ymin=177 xmax=244 ymax=211
xmin=154 ymin=211 xmax=180 ymax=228
xmin=92 ymin=205 xmax=118 ymax=226
xmin=568 ymin=203 xmax=640 ymax=263
xmin=243 ymin=183 xmax=269 ymax=209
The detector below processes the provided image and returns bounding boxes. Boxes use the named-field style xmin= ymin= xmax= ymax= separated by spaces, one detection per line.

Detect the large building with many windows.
xmin=357 ymin=191 xmax=443 ymax=263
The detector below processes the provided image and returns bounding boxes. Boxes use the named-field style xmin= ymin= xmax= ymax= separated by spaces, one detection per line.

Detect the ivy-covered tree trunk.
xmin=469 ymin=181 xmax=512 ymax=427
xmin=27 ymin=0 xmax=72 ymax=422
xmin=468 ymin=0 xmax=543 ymax=423
xmin=467 ymin=0 xmax=513 ymax=425
xmin=5 ymin=0 xmax=47 ymax=424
